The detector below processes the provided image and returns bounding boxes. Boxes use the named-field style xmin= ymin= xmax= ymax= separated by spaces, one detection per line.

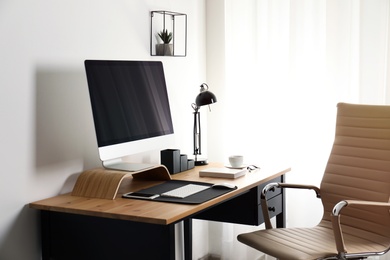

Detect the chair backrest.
xmin=320 ymin=103 xmax=390 ymax=240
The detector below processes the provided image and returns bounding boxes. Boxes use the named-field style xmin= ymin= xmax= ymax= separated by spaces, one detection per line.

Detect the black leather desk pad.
xmin=126 ymin=180 xmax=237 ymax=204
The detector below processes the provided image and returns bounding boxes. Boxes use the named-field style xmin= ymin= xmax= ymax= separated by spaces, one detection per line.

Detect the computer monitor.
xmin=84 ymin=60 xmax=175 ymax=172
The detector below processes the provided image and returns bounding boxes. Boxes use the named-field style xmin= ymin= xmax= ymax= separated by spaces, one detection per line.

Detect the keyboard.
xmin=161 ymin=184 xmax=210 ymax=199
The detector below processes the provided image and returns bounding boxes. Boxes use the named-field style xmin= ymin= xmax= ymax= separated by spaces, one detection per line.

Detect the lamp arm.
xmin=193 ymin=109 xmax=201 ymax=157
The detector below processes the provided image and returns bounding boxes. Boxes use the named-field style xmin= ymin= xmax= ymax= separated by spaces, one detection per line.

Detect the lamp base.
xmin=195 ymin=159 xmax=208 ymax=166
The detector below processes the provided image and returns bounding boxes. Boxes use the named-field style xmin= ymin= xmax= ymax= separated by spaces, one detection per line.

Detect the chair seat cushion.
xmin=237 ymin=221 xmax=389 ymax=260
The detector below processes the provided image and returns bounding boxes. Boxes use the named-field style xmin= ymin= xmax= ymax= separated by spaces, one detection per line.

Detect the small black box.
xmin=160 ymin=149 xmax=181 ymax=174
xmin=187 ymin=159 xmax=195 ymax=170
xmin=180 ymin=154 xmax=188 ymax=172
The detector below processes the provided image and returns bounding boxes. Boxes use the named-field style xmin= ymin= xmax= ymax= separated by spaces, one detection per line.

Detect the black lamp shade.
xmin=195 ymin=91 xmax=217 ymax=107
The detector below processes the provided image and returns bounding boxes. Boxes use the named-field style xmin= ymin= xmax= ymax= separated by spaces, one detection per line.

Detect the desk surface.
xmin=30 ymin=163 xmax=290 ymax=225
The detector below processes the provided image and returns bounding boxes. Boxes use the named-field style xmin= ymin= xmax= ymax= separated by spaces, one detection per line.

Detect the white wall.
xmin=0 ymin=1 xmax=207 ymax=259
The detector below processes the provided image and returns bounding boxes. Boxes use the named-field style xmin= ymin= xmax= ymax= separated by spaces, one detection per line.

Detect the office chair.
xmin=238 ymin=103 xmax=390 ymax=260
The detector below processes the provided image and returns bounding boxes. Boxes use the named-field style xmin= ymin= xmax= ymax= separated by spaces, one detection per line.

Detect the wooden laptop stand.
xmin=71 ymin=165 xmax=171 ymax=200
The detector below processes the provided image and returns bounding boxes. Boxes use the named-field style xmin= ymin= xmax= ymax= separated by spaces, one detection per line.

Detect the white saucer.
xmin=225 ymin=164 xmax=247 ymax=169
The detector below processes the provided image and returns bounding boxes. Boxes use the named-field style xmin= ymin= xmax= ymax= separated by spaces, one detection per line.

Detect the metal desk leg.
xmin=276 ymin=174 xmax=286 ymax=228
xmin=184 ymin=218 xmax=192 ymax=260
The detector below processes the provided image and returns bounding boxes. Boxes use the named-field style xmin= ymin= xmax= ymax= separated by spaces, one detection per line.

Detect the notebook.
xmin=199 ymin=167 xmax=247 ymax=179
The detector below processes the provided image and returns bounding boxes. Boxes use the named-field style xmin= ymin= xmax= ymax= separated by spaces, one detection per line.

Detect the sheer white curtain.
xmin=204 ymin=0 xmax=390 ymax=259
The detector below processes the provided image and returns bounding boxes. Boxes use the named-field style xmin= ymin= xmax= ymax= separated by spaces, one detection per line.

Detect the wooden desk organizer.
xmin=71 ymin=165 xmax=171 ymax=200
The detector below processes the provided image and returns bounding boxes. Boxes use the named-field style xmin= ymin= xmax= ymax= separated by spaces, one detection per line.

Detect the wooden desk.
xmin=30 ymin=163 xmax=290 ymax=260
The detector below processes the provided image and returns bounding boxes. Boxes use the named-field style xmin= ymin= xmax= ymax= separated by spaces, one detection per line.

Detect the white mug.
xmin=229 ymin=155 xmax=244 ymax=167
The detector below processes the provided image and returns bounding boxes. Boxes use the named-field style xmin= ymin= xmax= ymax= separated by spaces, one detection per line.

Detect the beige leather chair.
xmin=238 ymin=103 xmax=390 ymax=260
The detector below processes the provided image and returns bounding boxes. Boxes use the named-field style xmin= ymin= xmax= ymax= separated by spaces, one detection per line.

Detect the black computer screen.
xmin=85 ymin=60 xmax=174 ymax=148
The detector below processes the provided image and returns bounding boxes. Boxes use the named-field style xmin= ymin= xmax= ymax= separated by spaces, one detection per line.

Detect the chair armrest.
xmin=261 ymin=182 xmax=321 ymax=229
xmin=331 ymin=200 xmax=390 ymax=257
xmin=279 ymin=183 xmax=321 ymax=198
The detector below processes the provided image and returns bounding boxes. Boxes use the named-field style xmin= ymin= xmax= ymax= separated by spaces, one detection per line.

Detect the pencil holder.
xmin=180 ymin=154 xmax=188 ymax=171
xmin=160 ymin=149 xmax=181 ymax=174
xmin=187 ymin=159 xmax=195 ymax=170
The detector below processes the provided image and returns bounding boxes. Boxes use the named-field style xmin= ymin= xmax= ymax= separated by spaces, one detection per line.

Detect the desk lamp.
xmin=192 ymin=83 xmax=217 ymax=166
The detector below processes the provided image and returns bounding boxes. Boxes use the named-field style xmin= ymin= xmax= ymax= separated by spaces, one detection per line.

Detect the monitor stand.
xmin=103 ymin=159 xmax=156 ymax=172
xmin=71 ymin=165 xmax=171 ymax=199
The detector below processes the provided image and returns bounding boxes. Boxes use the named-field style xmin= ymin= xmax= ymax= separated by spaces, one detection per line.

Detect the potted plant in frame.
xmin=156 ymin=29 xmax=173 ymax=56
